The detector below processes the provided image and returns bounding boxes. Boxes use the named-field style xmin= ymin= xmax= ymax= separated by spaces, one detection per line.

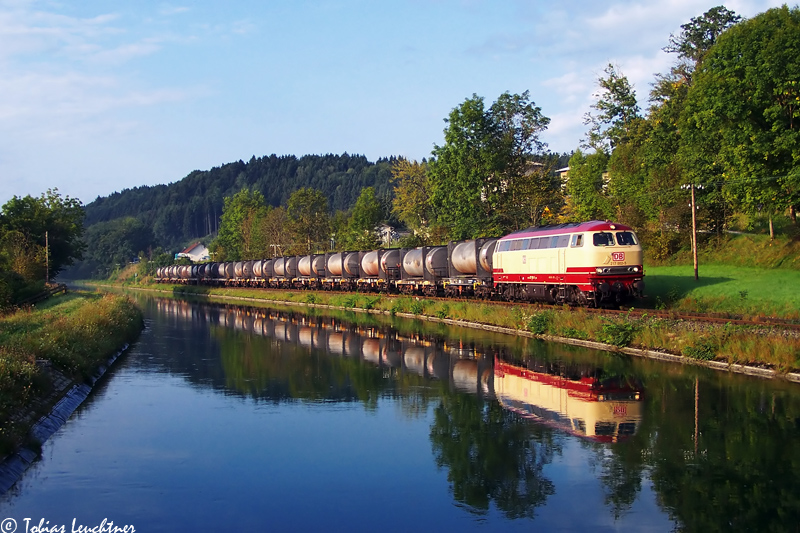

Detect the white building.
xmin=175 ymin=243 xmax=209 ymax=262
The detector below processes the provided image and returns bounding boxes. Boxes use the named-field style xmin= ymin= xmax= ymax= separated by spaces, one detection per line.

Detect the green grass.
xmin=0 ymin=292 xmax=143 ymax=455
xmin=643 ymin=264 xmax=800 ymax=319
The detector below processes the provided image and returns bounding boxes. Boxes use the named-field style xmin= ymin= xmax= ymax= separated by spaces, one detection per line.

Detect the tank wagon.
xmin=156 ymin=220 xmax=644 ymax=306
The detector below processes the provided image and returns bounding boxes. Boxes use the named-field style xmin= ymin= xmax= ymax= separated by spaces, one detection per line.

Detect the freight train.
xmin=156 ymin=220 xmax=645 ymax=306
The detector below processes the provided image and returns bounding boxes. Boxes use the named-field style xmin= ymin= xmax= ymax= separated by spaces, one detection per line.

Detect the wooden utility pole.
xmin=45 ymin=230 xmax=50 ymax=285
xmin=691 ymin=185 xmax=698 ymax=281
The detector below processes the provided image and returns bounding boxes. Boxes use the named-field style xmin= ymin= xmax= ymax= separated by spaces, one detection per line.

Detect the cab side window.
xmin=570 ymin=234 xmax=584 ymax=247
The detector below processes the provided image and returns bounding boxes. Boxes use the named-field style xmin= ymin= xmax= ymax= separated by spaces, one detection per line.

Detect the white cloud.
xmin=158 ymin=5 xmax=190 ymax=16
xmin=87 ymin=39 xmax=162 ymax=64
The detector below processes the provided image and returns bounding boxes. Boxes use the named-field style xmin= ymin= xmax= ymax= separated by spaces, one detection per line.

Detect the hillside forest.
xmin=1 ymin=5 xmax=799 ymax=289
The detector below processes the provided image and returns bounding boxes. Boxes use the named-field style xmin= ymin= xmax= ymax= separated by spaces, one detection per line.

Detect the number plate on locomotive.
xmin=612 ymin=252 xmax=625 ymax=262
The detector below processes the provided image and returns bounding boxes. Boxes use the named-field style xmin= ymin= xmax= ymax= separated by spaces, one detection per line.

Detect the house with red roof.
xmin=175 ymin=243 xmax=209 ymax=262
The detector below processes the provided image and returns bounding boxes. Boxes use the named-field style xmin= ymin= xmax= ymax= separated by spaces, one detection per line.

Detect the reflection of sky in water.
xmin=541 ymin=440 xmax=670 ymax=532
xmin=2 ymin=293 xmax=799 ymax=531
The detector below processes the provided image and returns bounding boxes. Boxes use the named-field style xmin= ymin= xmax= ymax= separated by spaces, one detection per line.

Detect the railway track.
xmin=422 ymin=295 xmax=800 ymax=330
xmin=180 ymin=285 xmax=800 ymax=332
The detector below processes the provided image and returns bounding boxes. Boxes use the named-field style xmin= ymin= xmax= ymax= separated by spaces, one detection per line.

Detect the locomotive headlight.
xmin=596 ymin=267 xmax=604 ymax=274
xmin=633 ymin=267 xmax=639 ymax=272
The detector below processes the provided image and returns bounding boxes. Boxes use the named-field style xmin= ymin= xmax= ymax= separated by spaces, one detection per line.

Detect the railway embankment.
xmin=0 ymin=292 xmax=143 ymax=489
xmin=111 ymin=282 xmax=800 ymax=382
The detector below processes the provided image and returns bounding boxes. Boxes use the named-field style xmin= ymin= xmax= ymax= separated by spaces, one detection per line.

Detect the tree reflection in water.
xmin=430 ymin=392 xmax=558 ymax=518
xmin=146 ymin=295 xmax=800 ymax=529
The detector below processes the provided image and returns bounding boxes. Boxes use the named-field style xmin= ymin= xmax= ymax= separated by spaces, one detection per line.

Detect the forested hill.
xmin=84 ymin=153 xmax=397 ymax=249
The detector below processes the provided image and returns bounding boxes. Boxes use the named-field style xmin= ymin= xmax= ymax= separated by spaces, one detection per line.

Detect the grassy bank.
xmin=642 ymin=265 xmax=800 ymax=319
xmin=137 ymin=283 xmax=799 ymax=375
xmin=0 ymin=292 xmax=143 ymax=455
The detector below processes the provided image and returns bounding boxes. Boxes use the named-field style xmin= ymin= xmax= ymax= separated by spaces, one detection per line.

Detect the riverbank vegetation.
xmin=0 ymin=292 xmax=143 ymax=455
xmin=129 ymin=282 xmax=799 ymax=375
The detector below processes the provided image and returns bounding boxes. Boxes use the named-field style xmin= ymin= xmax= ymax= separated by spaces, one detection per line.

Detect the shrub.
xmin=559 ymin=326 xmax=588 ymax=340
xmin=409 ymin=300 xmax=424 ymax=315
xmin=525 ymin=311 xmax=553 ymax=335
xmin=435 ymin=304 xmax=449 ymax=319
xmin=363 ymin=296 xmax=380 ymax=310
xmin=389 ymin=299 xmax=405 ymax=316
xmin=598 ymin=313 xmax=639 ymax=348
xmin=683 ymin=338 xmax=717 ymax=360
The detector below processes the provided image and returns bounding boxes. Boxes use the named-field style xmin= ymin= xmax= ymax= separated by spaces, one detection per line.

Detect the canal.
xmin=1 ymin=293 xmax=799 ymax=531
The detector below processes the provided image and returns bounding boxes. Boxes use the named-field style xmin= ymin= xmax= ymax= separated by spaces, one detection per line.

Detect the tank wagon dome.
xmin=498 ymin=220 xmax=634 ymax=241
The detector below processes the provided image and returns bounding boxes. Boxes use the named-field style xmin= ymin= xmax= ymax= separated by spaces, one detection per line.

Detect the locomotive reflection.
xmin=154 ymin=298 xmax=643 ymax=440
xmin=494 ymin=354 xmax=643 ymax=442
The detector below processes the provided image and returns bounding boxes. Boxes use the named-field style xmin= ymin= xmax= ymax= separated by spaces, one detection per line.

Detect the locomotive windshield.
xmin=592 ymin=231 xmax=638 ymax=246
xmin=593 ymin=232 xmax=615 ymax=246
xmin=616 ymin=231 xmax=638 ymax=245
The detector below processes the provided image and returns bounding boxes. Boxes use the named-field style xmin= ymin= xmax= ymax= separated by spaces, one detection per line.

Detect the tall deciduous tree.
xmin=664 ymin=5 xmax=741 ymax=83
xmin=286 ymin=187 xmax=329 ymax=253
xmin=682 ymin=6 xmax=800 ymax=237
xmin=344 ymin=187 xmax=383 ymax=250
xmin=429 ymin=91 xmax=550 ymax=240
xmin=583 ymin=64 xmax=641 ymax=153
xmin=391 ymin=159 xmax=434 ymax=236
xmin=565 ymin=150 xmax=614 ymax=221
xmin=0 ymin=188 xmax=85 ymax=279
xmin=213 ymin=189 xmax=268 ymax=260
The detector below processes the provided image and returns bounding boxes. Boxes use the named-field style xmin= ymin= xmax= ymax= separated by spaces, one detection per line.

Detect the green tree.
xmin=0 ymin=188 xmax=85 ymax=279
xmin=682 ymin=6 xmax=800 ymax=237
xmin=429 ymin=91 xmax=550 ymax=240
xmin=583 ymin=64 xmax=641 ymax=153
xmin=664 ymin=5 xmax=742 ymax=83
xmin=80 ymin=217 xmax=156 ymax=277
xmin=213 ymin=189 xmax=268 ymax=261
xmin=286 ymin=187 xmax=329 ymax=253
xmin=0 ymin=231 xmax=46 ymax=283
xmin=430 ymin=392 xmax=557 ymax=518
xmin=262 ymin=206 xmax=288 ymax=257
xmin=343 ymin=187 xmax=382 ymax=250
xmin=391 ymin=159 xmax=434 ymax=235
xmin=501 ymin=161 xmax=564 ymax=230
xmin=564 ymin=150 xmax=614 ymax=221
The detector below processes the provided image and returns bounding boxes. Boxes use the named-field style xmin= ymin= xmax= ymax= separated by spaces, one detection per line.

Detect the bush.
xmin=525 ymin=311 xmax=553 ymax=335
xmin=389 ymin=299 xmax=405 ymax=316
xmin=559 ymin=326 xmax=588 ymax=340
xmin=598 ymin=314 xmax=639 ymax=348
xmin=363 ymin=296 xmax=380 ymax=310
xmin=683 ymin=338 xmax=717 ymax=360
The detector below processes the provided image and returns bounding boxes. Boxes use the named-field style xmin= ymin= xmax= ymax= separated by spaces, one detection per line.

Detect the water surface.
xmin=1 ymin=294 xmax=798 ymax=531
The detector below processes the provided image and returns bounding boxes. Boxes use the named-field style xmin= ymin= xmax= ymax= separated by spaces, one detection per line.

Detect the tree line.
xmin=0 ymin=189 xmax=85 ymax=307
xmin=212 ymin=5 xmax=799 ymax=260
xmin=84 ymin=153 xmax=397 ymax=249
xmin=566 ymin=5 xmax=800 ymax=258
xmin=31 ymin=4 xmax=800 ymax=276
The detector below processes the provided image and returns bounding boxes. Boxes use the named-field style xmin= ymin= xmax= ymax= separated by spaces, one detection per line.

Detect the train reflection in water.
xmin=154 ymin=298 xmax=642 ymax=440
xmin=494 ymin=354 xmax=643 ymax=442
xmin=154 ymin=298 xmax=494 ymax=395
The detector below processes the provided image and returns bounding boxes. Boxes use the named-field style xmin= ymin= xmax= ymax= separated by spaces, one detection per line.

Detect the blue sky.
xmin=0 ymin=0 xmax=787 ymax=205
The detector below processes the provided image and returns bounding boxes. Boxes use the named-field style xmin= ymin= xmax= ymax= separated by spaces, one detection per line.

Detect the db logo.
xmin=612 ymin=252 xmax=625 ymax=262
